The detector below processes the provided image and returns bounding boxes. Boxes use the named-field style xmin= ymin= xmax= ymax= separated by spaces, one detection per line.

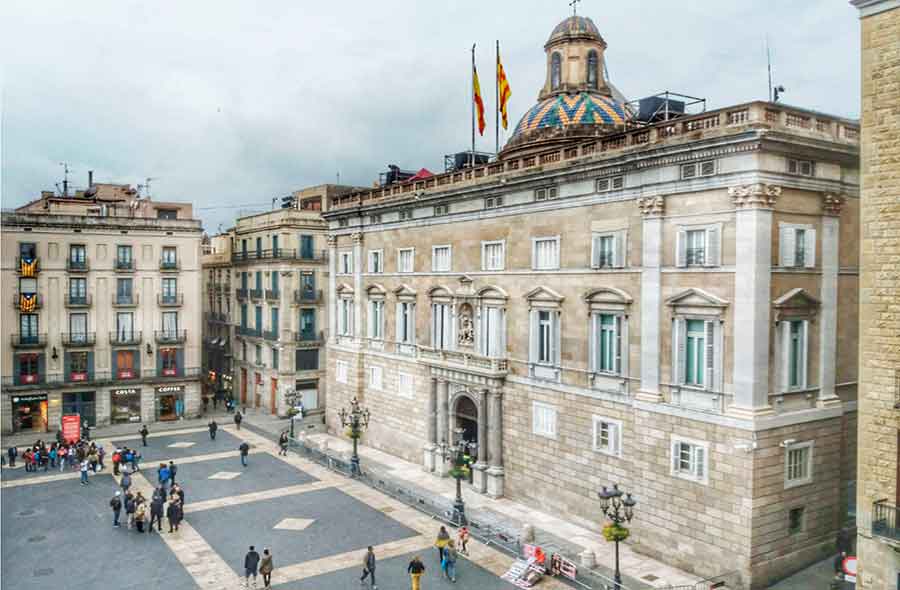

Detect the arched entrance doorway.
xmin=454 ymin=395 xmax=478 ymax=448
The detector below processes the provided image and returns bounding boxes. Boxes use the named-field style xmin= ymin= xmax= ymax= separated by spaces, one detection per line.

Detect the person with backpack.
xmin=149 ymin=494 xmax=164 ymax=533
xmin=167 ymin=498 xmax=183 ymax=533
xmin=234 ymin=410 xmax=243 ymax=430
xmin=168 ymin=461 xmax=178 ymax=485
xmin=49 ymin=444 xmax=58 ymax=469
xmin=158 ymin=463 xmax=171 ymax=489
xmin=125 ymin=492 xmax=137 ymax=529
xmin=120 ymin=469 xmax=132 ymax=494
xmin=208 ymin=420 xmax=218 ymax=440
xmin=239 ymin=441 xmax=250 ymax=467
xmin=110 ymin=491 xmax=122 ymax=527
xmin=443 ymin=539 xmax=458 ymax=583
xmin=278 ymin=432 xmax=289 ymax=456
xmin=259 ymin=549 xmax=274 ymax=588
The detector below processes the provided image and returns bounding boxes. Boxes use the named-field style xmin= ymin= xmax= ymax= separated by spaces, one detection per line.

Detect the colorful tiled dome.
xmin=511 ymin=92 xmax=628 ymax=138
xmin=546 ymin=16 xmax=603 ymax=45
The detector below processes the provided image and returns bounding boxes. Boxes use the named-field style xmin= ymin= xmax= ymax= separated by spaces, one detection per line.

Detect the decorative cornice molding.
xmin=351 ymin=232 xmax=364 ymax=244
xmin=729 ymin=183 xmax=782 ymax=209
xmin=637 ymin=195 xmax=665 ymax=217
xmin=326 ymin=235 xmax=338 ymax=247
xmin=821 ymin=193 xmax=845 ymax=216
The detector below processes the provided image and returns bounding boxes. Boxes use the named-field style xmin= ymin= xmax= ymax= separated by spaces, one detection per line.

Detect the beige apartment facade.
xmin=201 ymin=233 xmax=234 ymax=405
xmin=322 ymin=16 xmax=860 ymax=588
xmin=852 ymin=0 xmax=900 ymax=588
xmin=1 ymin=182 xmax=203 ymax=433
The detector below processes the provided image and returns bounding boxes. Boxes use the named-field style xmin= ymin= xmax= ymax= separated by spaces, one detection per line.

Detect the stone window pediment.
xmin=525 ymin=285 xmax=564 ymax=308
xmin=476 ymin=285 xmax=508 ymax=305
xmin=666 ymin=288 xmax=728 ymax=316
xmin=393 ymin=283 xmax=418 ymax=301
xmin=336 ymin=283 xmax=354 ymax=298
xmin=366 ymin=283 xmax=386 ymax=300
xmin=427 ymin=285 xmax=454 ymax=303
xmin=583 ymin=287 xmax=632 ymax=313
xmin=773 ymin=288 xmax=819 ymax=322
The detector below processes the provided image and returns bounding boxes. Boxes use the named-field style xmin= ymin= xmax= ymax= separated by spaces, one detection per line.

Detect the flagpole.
xmin=471 ymin=43 xmax=476 ymax=169
xmin=495 ymin=40 xmax=500 ymax=156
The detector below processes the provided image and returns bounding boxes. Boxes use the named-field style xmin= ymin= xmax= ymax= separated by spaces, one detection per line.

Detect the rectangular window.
xmin=241 ymin=272 xmax=248 ymax=290
xmin=70 ymin=351 xmax=89 ymax=376
xmin=300 ymin=273 xmax=316 ymax=299
xmin=592 ymin=416 xmax=623 ymax=457
xmin=398 ymin=248 xmax=414 ymax=273
xmin=397 ymin=302 xmax=415 ymax=344
xmin=20 ymin=242 xmax=37 ymax=259
xmin=19 ymin=353 xmax=39 ymax=382
xmin=272 ymin=347 xmax=279 ymax=370
xmin=162 ymin=246 xmax=177 ymax=265
xmin=116 ymin=350 xmax=135 ymax=379
xmin=70 ymin=277 xmax=88 ymax=301
xmin=116 ymin=245 xmax=133 ymax=265
xmin=538 ymin=310 xmax=552 ymax=363
xmin=69 ymin=313 xmax=88 ymax=340
xmin=116 ymin=312 xmax=134 ymax=339
xmin=368 ymin=300 xmax=384 ymax=339
xmin=19 ymin=277 xmax=37 ymax=294
xmin=671 ymin=437 xmax=708 ymax=483
xmin=481 ymin=241 xmax=505 ymax=271
xmin=161 ymin=348 xmax=178 ymax=375
xmin=300 ymin=309 xmax=316 ymax=339
xmin=339 ymin=251 xmax=353 ymax=274
xmin=338 ymin=218 xmax=349 ymax=228
xmin=434 ymin=204 xmax=449 ymax=217
xmin=271 ymin=235 xmax=279 ymax=256
xmin=532 ymin=401 xmax=557 ymax=439
xmin=482 ymin=306 xmax=504 ymax=357
xmin=20 ymin=314 xmax=39 ymax=339
xmin=255 ymin=344 xmax=263 ymax=365
xmin=788 ymin=507 xmax=806 ymax=534
xmin=162 ymin=311 xmax=179 ymax=337
xmin=787 ymin=158 xmax=815 ymax=177
xmin=256 ymin=237 xmax=262 ymax=257
xmin=369 ymin=365 xmax=383 ymax=390
xmin=534 ymin=187 xmax=558 ymax=201
xmin=596 ymin=175 xmax=624 ymax=192
xmin=114 ymin=278 xmax=132 ymax=304
xmin=299 ymin=235 xmax=314 ymax=259
xmin=684 ymin=319 xmax=706 ymax=386
xmin=484 ymin=196 xmax=504 ymax=209
xmin=785 ymin=442 xmax=813 ymax=487
xmin=271 ymin=307 xmax=280 ymax=334
xmin=271 ymin=271 xmax=279 ymax=293
xmin=779 ymin=224 xmax=816 ymax=268
xmin=255 ymin=271 xmax=262 ymax=291
xmin=591 ymin=232 xmax=626 ymax=269
xmin=162 ymin=278 xmax=177 ymax=302
xmin=336 ymin=360 xmax=349 ymax=384
xmin=432 ymin=303 xmax=451 ymax=349
xmin=399 ymin=209 xmax=413 ymax=221
xmin=597 ymin=314 xmax=618 ymax=373
xmin=368 ymin=250 xmax=383 ymax=273
xmin=532 ymin=237 xmax=560 ymax=270
xmin=788 ymin=320 xmax=807 ymax=389
xmin=368 ymin=214 xmax=382 ymax=224
xmin=681 ymin=160 xmax=716 ymax=179
xmin=339 ymin=299 xmax=353 ymax=336
xmin=685 ymin=230 xmax=706 ymax=266
xmin=432 ymin=245 xmax=451 ymax=272
xmin=70 ymin=244 xmax=86 ymax=264
xmin=398 ymin=372 xmax=414 ymax=399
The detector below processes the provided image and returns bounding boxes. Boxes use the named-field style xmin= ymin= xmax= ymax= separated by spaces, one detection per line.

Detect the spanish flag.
xmin=20 ymin=293 xmax=37 ymax=312
xmin=497 ymin=51 xmax=512 ymax=130
xmin=473 ymin=64 xmax=486 ymax=136
xmin=20 ymin=257 xmax=37 ymax=277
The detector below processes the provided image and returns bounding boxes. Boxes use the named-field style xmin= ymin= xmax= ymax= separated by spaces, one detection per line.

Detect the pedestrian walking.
xmin=57 ymin=445 xmax=67 ymax=472
xmin=434 ymin=526 xmax=450 ymax=562
xmin=239 ymin=442 xmax=250 ymax=467
xmin=7 ymin=446 xmax=17 ymax=468
xmin=407 ymin=556 xmax=426 ymax=590
xmin=208 ymin=420 xmax=218 ymax=440
xmin=172 ymin=483 xmax=186 ymax=506
xmin=244 ymin=545 xmax=261 ymax=587
xmin=360 ymin=545 xmax=377 ymax=588
xmin=80 ymin=459 xmax=90 ymax=485
xmin=121 ymin=469 xmax=132 ymax=493
xmin=112 ymin=449 xmax=121 ymax=476
xmin=169 ymin=461 xmax=178 ymax=485
xmin=167 ymin=499 xmax=183 ymax=533
xmin=278 ymin=432 xmax=289 ymax=456
xmin=158 ymin=463 xmax=171 ymax=489
xmin=457 ymin=525 xmax=470 ymax=555
xmin=234 ymin=410 xmax=243 ymax=430
xmin=139 ymin=424 xmax=149 ymax=447
xmin=88 ymin=447 xmax=99 ymax=472
xmin=149 ymin=495 xmax=164 ymax=532
xmin=110 ymin=491 xmax=122 ymax=527
xmin=134 ymin=500 xmax=147 ymax=533
xmin=834 ymin=528 xmax=852 ymax=579
xmin=125 ymin=492 xmax=136 ymax=529
xmin=259 ymin=549 xmax=274 ymax=588
xmin=443 ymin=540 xmax=458 ymax=583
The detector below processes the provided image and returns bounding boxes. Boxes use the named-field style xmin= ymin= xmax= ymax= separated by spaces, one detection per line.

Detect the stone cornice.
xmin=729 ymin=184 xmax=782 ymax=209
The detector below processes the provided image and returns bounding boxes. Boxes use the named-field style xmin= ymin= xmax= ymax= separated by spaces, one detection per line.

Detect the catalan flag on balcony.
xmin=20 ymin=257 xmax=37 ymax=277
xmin=473 ymin=62 xmax=486 ymax=136
xmin=497 ymin=47 xmax=512 ymax=130
xmin=20 ymin=293 xmax=37 ymax=312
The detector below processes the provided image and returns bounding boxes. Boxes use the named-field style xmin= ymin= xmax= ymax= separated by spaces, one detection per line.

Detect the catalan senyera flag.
xmin=473 ymin=64 xmax=486 ymax=136
xmin=20 ymin=257 xmax=37 ymax=277
xmin=20 ymin=293 xmax=37 ymax=312
xmin=497 ymin=53 xmax=512 ymax=129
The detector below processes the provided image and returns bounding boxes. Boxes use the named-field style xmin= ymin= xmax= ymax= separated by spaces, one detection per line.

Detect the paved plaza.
xmin=2 ymin=425 xmax=534 ymax=590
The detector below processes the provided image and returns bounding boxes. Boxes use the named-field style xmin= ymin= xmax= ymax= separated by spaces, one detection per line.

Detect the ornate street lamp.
xmin=338 ymin=397 xmax=370 ymax=476
xmin=598 ymin=484 xmax=637 ymax=590
xmin=438 ymin=426 xmax=473 ymax=526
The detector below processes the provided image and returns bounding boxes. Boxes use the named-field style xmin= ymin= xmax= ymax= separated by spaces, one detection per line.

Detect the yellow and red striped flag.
xmin=497 ymin=52 xmax=512 ymax=129
xmin=473 ymin=64 xmax=486 ymax=136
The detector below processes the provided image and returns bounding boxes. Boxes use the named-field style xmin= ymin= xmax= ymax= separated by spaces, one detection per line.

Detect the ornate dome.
xmin=546 ymin=15 xmax=604 ymax=46
xmin=510 ymin=92 xmax=627 ymax=139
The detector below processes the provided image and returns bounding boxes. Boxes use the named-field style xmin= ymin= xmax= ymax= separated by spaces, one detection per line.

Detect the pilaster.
xmin=352 ymin=233 xmax=364 ymax=341
xmin=435 ymin=378 xmax=450 ymax=476
xmin=636 ymin=196 xmax=664 ymax=402
xmin=423 ymin=377 xmax=437 ymax=472
xmin=326 ymin=235 xmax=338 ymax=343
xmin=486 ymin=388 xmax=504 ymax=497
xmin=818 ymin=193 xmax=843 ymax=407
xmin=471 ymin=389 xmax=489 ymax=493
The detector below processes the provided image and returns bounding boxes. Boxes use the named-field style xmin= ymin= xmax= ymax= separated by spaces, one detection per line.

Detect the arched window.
xmin=587 ymin=50 xmax=598 ymax=89
xmin=551 ymin=52 xmax=562 ymax=90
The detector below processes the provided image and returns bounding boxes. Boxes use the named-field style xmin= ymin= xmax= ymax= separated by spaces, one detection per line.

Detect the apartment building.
xmin=322 ymin=15 xmax=861 ymax=588
xmin=851 ymin=0 xmax=900 ymax=588
xmin=201 ymin=233 xmax=234 ymax=405
xmin=1 ymin=181 xmax=203 ymax=433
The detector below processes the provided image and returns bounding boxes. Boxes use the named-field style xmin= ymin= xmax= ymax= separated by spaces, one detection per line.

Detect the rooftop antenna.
xmin=765 ymin=36 xmax=785 ymax=103
xmin=336 ymin=171 xmax=341 ymax=185
xmin=59 ymin=162 xmax=71 ymax=197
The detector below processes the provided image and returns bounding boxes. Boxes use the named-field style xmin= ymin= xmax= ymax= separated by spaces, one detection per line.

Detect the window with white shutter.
xmin=432 ymin=245 xmax=451 ymax=272
xmin=592 ymin=416 xmax=623 ymax=457
xmin=592 ymin=313 xmax=622 ymax=374
xmin=784 ymin=441 xmax=814 ymax=488
xmin=396 ymin=301 xmax=416 ymax=346
xmin=398 ymin=372 xmax=414 ymax=399
xmin=481 ymin=306 xmax=505 ymax=357
xmin=339 ymin=251 xmax=353 ymax=274
xmin=532 ymin=237 xmax=560 ymax=270
xmin=676 ymin=225 xmax=722 ymax=268
xmin=338 ymin=298 xmax=354 ymax=336
xmin=367 ymin=300 xmax=384 ymax=340
xmin=671 ymin=437 xmax=709 ymax=484
xmin=369 ymin=365 xmax=383 ymax=391
xmin=481 ymin=241 xmax=505 ymax=271
xmin=431 ymin=303 xmax=451 ymax=350
xmin=781 ymin=319 xmax=809 ymax=391
xmin=336 ymin=360 xmax=349 ymax=384
xmin=591 ymin=232 xmax=626 ymax=269
xmin=368 ymin=250 xmax=383 ymax=273
xmin=532 ymin=402 xmax=557 ymax=439
xmin=398 ymin=248 xmax=415 ymax=273
xmin=779 ymin=224 xmax=816 ymax=268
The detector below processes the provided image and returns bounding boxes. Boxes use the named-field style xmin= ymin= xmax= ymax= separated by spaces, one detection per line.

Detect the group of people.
xmin=110 ymin=446 xmax=144 ymax=475
xmin=111 ymin=462 xmax=186 ymax=534
xmin=243 ymin=546 xmax=274 ymax=588
xmin=356 ymin=525 xmax=470 ymax=590
xmin=6 ymin=436 xmax=113 ymax=487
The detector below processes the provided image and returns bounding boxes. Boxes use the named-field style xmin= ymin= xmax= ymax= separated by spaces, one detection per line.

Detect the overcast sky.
xmin=0 ymin=1 xmax=861 ymax=232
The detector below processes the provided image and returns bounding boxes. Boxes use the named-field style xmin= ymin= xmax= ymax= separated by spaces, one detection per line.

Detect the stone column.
xmin=818 ymin=194 xmax=843 ymax=407
xmin=352 ymin=233 xmax=364 ymax=342
xmin=636 ymin=196 xmax=664 ymax=402
xmin=423 ymin=377 xmax=437 ymax=472
xmin=471 ymin=389 xmax=489 ymax=493
xmin=729 ymin=184 xmax=780 ymax=417
xmin=485 ymin=389 xmax=504 ymax=497
xmin=435 ymin=378 xmax=450 ymax=476
xmin=326 ymin=235 xmax=338 ymax=343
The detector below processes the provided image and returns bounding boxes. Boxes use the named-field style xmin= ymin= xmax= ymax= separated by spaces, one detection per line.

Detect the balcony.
xmin=292 ymin=329 xmax=324 ymax=348
xmin=15 ymin=256 xmax=40 ymax=275
xmin=294 ymin=289 xmax=322 ymax=304
xmin=263 ymin=329 xmax=280 ymax=341
xmin=236 ymin=326 xmax=262 ymax=338
xmin=155 ymin=329 xmax=187 ymax=344
xmin=158 ymin=293 xmax=184 ymax=307
xmin=418 ymin=347 xmax=509 ymax=378
xmin=872 ymin=500 xmax=900 ymax=545
xmin=159 ymin=259 xmax=180 ymax=272
xmin=65 ymin=293 xmax=92 ymax=308
xmin=114 ymin=259 xmax=135 ymax=272
xmin=250 ymin=288 xmax=263 ymax=300
xmin=62 ymin=332 xmax=96 ymax=347
xmin=230 ymin=249 xmax=327 ymax=264
xmin=1 ymin=367 xmax=204 ymax=389
xmin=66 ymin=258 xmax=90 ymax=272
xmin=109 ymin=330 xmax=142 ymax=346
xmin=14 ymin=373 xmax=44 ymax=386
xmin=13 ymin=293 xmax=42 ymax=311
xmin=11 ymin=333 xmax=47 ymax=348
xmin=236 ymin=288 xmax=248 ymax=301
xmin=265 ymin=289 xmax=281 ymax=302
xmin=112 ymin=293 xmax=139 ymax=307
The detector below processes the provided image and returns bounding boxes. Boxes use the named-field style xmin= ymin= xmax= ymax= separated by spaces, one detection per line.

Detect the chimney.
xmin=88 ymin=170 xmax=94 ymax=187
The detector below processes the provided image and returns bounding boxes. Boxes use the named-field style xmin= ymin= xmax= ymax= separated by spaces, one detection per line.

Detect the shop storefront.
xmin=111 ymin=388 xmax=142 ymax=424
xmin=156 ymin=385 xmax=185 ymax=421
xmin=11 ymin=393 xmax=48 ymax=433
xmin=62 ymin=391 xmax=95 ymax=428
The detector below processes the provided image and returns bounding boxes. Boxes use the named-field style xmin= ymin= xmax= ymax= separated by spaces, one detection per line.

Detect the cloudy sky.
xmin=1 ymin=1 xmax=861 ymax=231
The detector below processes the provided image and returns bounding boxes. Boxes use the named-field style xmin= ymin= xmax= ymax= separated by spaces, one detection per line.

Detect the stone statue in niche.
xmin=458 ymin=303 xmax=474 ymax=346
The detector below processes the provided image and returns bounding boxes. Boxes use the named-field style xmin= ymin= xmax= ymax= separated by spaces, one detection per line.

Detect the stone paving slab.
xmin=1 ymin=475 xmax=197 ymax=590
xmin=0 ymin=461 xmax=86 ymax=483
xmin=112 ymin=429 xmax=244 ymax=463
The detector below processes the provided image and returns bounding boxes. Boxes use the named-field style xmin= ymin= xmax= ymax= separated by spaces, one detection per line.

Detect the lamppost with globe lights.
xmin=437 ymin=426 xmax=473 ymax=525
xmin=338 ymin=397 xmax=370 ymax=476
xmin=598 ymin=484 xmax=636 ymax=590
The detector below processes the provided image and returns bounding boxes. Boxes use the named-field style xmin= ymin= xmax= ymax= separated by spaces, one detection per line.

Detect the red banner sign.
xmin=71 ymin=372 xmax=87 ymax=381
xmin=61 ymin=414 xmax=81 ymax=443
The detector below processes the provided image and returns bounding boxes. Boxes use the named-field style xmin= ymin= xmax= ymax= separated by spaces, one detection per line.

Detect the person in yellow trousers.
xmin=407 ymin=556 xmax=426 ymax=590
